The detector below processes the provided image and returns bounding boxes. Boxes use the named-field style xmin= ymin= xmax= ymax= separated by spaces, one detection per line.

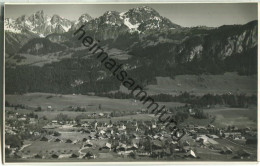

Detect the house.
xmin=137 ymin=151 xmax=150 ymax=157
xmin=84 ymin=142 xmax=93 ymax=148
xmin=97 ymin=126 xmax=107 ymax=131
xmin=152 ymin=124 xmax=157 ymax=129
xmin=21 ymin=154 xmax=35 ymax=159
xmin=29 ymin=118 xmax=36 ymax=124
xmin=33 ymin=132 xmax=40 ymax=136
xmin=72 ymin=140 xmax=78 ymax=144
xmin=170 ymin=141 xmax=178 ymax=145
xmin=18 ymin=117 xmax=26 ymax=121
xmin=118 ymin=124 xmax=126 ymax=131
xmin=182 ymin=146 xmax=190 ymax=153
xmin=81 ymin=123 xmax=90 ymax=127
xmin=185 ymin=150 xmax=197 ymax=158
xmin=103 ymin=143 xmax=112 ymax=149
xmin=223 ymin=132 xmax=241 ymax=139
xmin=52 ymin=120 xmax=58 ymax=124
xmin=159 ymin=136 xmax=164 ymax=141
xmin=99 ymin=130 xmax=106 ymax=135
xmin=100 ymin=143 xmax=112 ymax=152
xmin=196 ymin=135 xmax=209 ymax=144
xmin=189 ymin=109 xmax=195 ymax=116
xmin=208 ymin=134 xmax=219 ymax=139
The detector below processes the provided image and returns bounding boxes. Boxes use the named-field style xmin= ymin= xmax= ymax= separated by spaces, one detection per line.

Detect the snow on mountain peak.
xmin=78 ymin=13 xmax=92 ymax=23
xmin=5 ymin=7 xmax=180 ymax=37
xmin=4 ymin=18 xmax=22 ymax=33
xmin=117 ymin=6 xmax=179 ymax=33
xmin=5 ymin=10 xmax=74 ymax=36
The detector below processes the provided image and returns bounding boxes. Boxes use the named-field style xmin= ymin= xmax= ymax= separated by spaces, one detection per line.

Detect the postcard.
xmin=3 ymin=2 xmax=258 ymax=163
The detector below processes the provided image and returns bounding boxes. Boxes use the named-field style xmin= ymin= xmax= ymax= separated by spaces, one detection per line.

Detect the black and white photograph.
xmin=3 ymin=3 xmax=258 ymax=162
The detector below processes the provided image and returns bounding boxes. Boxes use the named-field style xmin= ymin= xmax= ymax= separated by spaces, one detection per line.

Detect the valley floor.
xmin=4 ymin=93 xmax=257 ymax=162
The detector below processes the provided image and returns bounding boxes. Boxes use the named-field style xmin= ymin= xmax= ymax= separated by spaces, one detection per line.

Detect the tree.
xmin=75 ymin=115 xmax=82 ymax=124
xmin=5 ymin=135 xmax=23 ymax=148
xmin=194 ymin=109 xmax=207 ymax=119
xmin=129 ymin=152 xmax=137 ymax=159
xmin=56 ymin=113 xmax=70 ymax=122
xmin=5 ymin=148 xmax=11 ymax=156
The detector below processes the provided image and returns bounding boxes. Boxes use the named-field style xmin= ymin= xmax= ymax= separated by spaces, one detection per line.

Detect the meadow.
xmin=144 ymin=72 xmax=257 ymax=96
xmin=204 ymin=107 xmax=257 ymax=129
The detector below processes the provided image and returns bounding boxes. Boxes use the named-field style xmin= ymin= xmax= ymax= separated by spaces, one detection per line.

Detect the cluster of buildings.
xmin=5 ymin=107 xmax=257 ymax=161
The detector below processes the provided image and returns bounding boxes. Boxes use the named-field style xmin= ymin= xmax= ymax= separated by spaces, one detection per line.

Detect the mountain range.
xmin=5 ymin=6 xmax=180 ymax=37
xmin=4 ymin=6 xmax=258 ymax=94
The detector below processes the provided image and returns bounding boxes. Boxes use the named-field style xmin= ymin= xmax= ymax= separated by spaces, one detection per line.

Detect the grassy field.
xmin=5 ymin=93 xmax=183 ymax=112
xmin=204 ymin=107 xmax=257 ymax=129
xmin=80 ymin=114 xmax=157 ymax=123
xmin=21 ymin=141 xmax=81 ymax=154
xmin=180 ymin=116 xmax=212 ymax=127
xmin=5 ymin=93 xmax=184 ymax=122
xmin=5 ymin=93 xmax=257 ymax=129
xmin=143 ymin=72 xmax=257 ymax=96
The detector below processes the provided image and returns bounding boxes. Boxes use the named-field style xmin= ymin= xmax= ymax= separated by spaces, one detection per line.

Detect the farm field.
xmin=5 ymin=93 xmax=257 ymax=128
xmin=144 ymin=72 xmax=257 ymax=96
xmin=5 ymin=93 xmax=257 ymax=162
xmin=203 ymin=107 xmax=257 ymax=129
xmin=5 ymin=92 xmax=184 ymax=111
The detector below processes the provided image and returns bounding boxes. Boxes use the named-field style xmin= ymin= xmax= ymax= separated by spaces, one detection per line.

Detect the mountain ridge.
xmin=5 ymin=6 xmax=181 ymax=37
xmin=4 ymin=7 xmax=258 ymax=95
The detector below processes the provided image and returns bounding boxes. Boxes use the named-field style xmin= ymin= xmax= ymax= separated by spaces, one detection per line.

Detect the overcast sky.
xmin=5 ymin=3 xmax=258 ymax=27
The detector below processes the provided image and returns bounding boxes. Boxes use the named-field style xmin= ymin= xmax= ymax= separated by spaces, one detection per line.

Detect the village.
xmin=5 ymin=101 xmax=257 ymax=161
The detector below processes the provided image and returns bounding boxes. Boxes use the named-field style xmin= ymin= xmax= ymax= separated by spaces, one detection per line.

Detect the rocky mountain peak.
xmin=78 ymin=13 xmax=92 ymax=23
xmin=28 ymin=10 xmax=46 ymax=23
xmin=5 ymin=10 xmax=73 ymax=36
xmin=16 ymin=15 xmax=27 ymax=24
xmin=51 ymin=14 xmax=62 ymax=22
xmin=118 ymin=6 xmax=180 ymax=32
xmin=100 ymin=11 xmax=122 ymax=25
